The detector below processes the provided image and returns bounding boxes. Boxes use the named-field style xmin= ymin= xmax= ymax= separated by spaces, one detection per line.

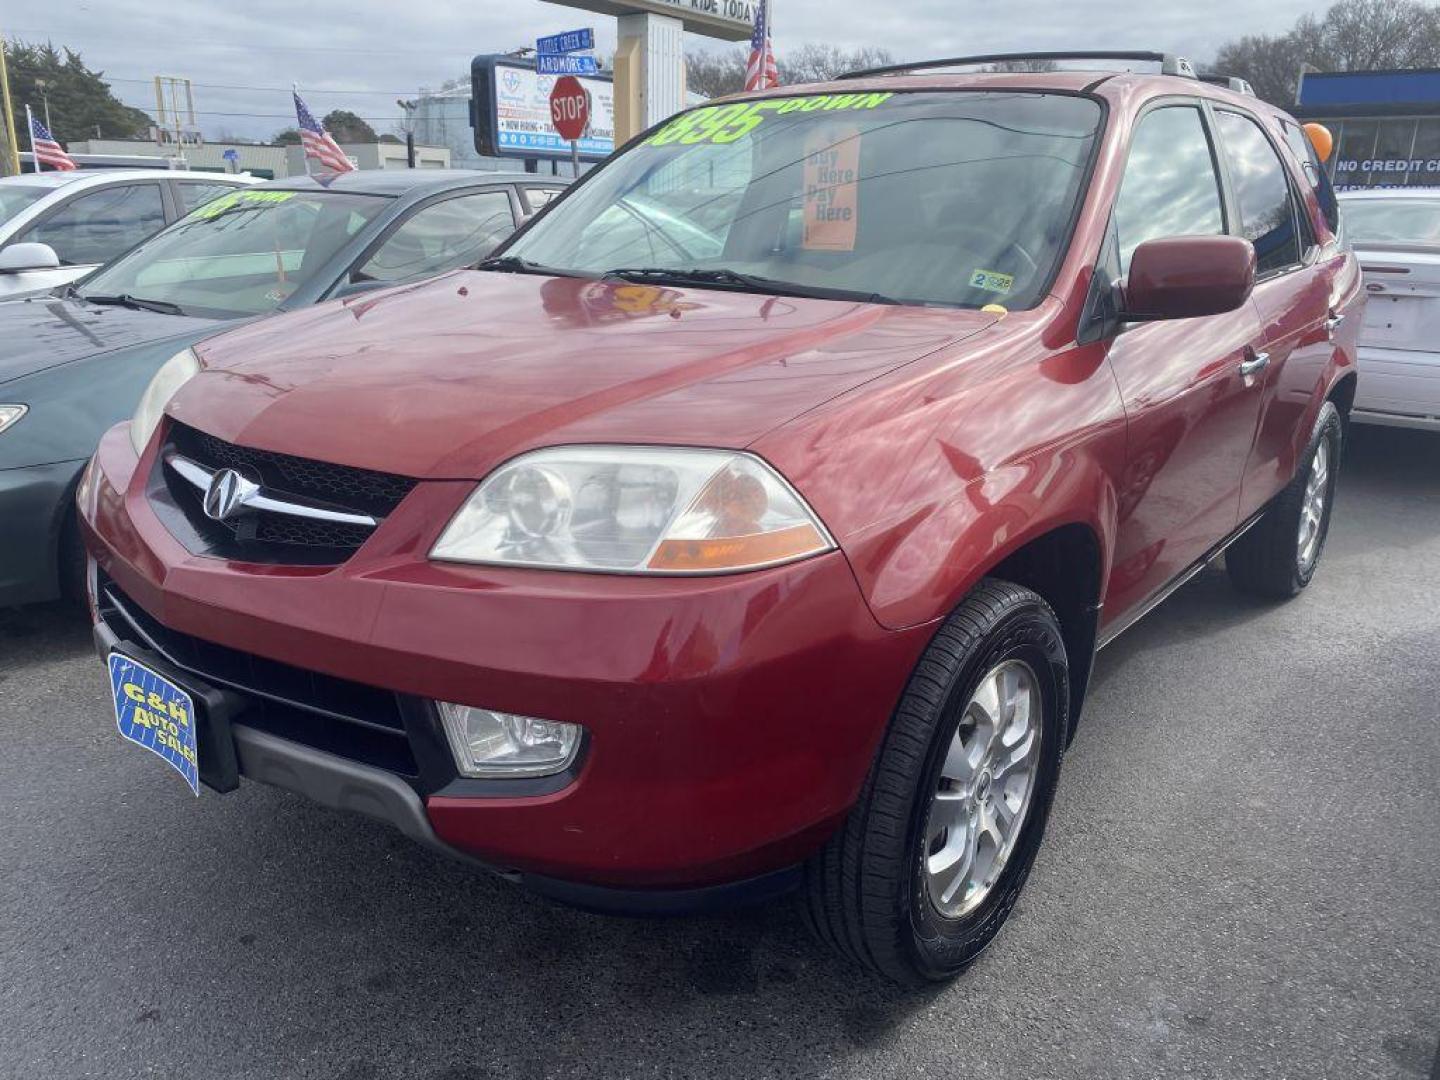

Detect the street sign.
xmin=536 ymin=28 xmax=594 ymax=55
xmin=222 ymin=148 xmax=239 ymax=161
xmin=537 ymin=54 xmax=600 ymax=76
xmin=549 ymin=75 xmax=590 ymax=142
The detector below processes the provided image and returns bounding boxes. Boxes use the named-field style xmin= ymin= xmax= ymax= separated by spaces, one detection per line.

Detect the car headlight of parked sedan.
xmin=129 ymin=348 xmax=200 ymax=456
xmin=0 ymin=404 xmax=28 ymax=435
xmin=430 ymin=446 xmax=835 ymax=574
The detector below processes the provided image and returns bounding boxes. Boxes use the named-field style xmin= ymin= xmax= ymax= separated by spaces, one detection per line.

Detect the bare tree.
xmin=685 ymin=44 xmax=896 ymax=99
xmin=1210 ymin=0 xmax=1440 ymax=106
xmin=778 ymin=44 xmax=894 ymax=83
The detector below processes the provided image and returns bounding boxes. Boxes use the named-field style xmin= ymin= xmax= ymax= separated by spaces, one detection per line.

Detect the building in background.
xmin=1296 ymin=69 xmax=1440 ymax=190
xmin=412 ymin=86 xmax=526 ymax=173
xmin=61 ymin=139 xmax=449 ymax=178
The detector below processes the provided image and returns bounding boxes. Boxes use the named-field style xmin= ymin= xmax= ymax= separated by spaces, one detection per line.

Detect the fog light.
xmin=437 ymin=702 xmax=582 ymax=778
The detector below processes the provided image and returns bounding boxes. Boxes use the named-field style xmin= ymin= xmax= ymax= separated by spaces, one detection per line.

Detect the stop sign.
xmin=549 ymin=76 xmax=590 ymax=142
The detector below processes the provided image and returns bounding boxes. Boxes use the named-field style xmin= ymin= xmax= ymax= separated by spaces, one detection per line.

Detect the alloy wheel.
xmin=923 ymin=659 xmax=1043 ymax=919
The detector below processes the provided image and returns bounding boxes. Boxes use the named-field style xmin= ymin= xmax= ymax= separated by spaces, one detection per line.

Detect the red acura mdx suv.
xmin=80 ymin=52 xmax=1361 ymax=983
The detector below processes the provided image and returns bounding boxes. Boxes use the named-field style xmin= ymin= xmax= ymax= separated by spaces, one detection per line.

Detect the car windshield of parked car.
xmin=0 ymin=184 xmax=51 ymax=229
xmin=502 ymin=91 xmax=1102 ymax=309
xmin=1341 ymin=198 xmax=1440 ymax=245
xmin=77 ymin=189 xmax=389 ymax=317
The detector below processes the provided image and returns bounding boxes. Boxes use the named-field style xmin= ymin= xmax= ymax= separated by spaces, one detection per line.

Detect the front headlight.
xmin=430 ymin=446 xmax=834 ymax=574
xmin=0 ymin=404 xmax=27 ymax=435
xmin=129 ymin=347 xmax=200 ymax=456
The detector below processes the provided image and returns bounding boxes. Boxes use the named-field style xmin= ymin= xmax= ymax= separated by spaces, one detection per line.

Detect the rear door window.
xmin=352 ymin=190 xmax=518 ymax=285
xmin=1216 ymin=111 xmax=1302 ymax=276
xmin=21 ymin=182 xmax=166 ymax=266
xmin=1280 ymin=119 xmax=1341 ymax=239
xmin=1113 ymin=106 xmax=1226 ymax=275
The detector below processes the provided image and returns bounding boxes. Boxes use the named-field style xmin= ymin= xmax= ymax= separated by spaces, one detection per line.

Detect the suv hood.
xmin=173 ymin=271 xmax=996 ymax=479
xmin=0 ymin=294 xmax=221 ymax=384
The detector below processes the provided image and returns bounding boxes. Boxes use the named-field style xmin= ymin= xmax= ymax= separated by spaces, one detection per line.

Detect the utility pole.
xmin=396 ymin=98 xmax=417 ymax=168
xmin=0 ymin=30 xmax=20 ymax=175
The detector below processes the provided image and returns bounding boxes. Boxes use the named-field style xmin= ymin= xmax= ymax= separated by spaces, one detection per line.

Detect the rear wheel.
xmin=1227 ymin=401 xmax=1343 ymax=598
xmin=801 ymin=579 xmax=1068 ymax=985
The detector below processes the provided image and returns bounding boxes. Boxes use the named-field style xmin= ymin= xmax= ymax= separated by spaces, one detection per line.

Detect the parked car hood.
xmin=173 ymin=271 xmax=997 ymax=479
xmin=0 ymin=295 xmax=221 ymax=385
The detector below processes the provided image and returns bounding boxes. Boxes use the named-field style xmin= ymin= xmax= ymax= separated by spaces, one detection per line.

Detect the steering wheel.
xmin=941 ymin=223 xmax=1041 ymax=286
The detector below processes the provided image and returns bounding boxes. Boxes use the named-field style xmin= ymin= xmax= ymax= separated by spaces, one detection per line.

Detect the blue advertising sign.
xmin=472 ymin=56 xmax=615 ymax=162
xmin=536 ymin=54 xmax=599 ymax=76
xmin=222 ymin=148 xmax=239 ymax=162
xmin=109 ymin=653 xmax=200 ymax=796
xmin=536 ymin=28 xmax=594 ymax=55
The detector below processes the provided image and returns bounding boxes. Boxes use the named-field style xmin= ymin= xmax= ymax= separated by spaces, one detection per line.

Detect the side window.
xmin=21 ymin=183 xmax=166 ymax=266
xmin=1114 ymin=107 xmax=1226 ymax=275
xmin=1216 ymin=111 xmax=1302 ymax=276
xmin=353 ymin=191 xmax=517 ymax=284
xmin=1280 ymin=120 xmax=1340 ymax=239
xmin=523 ymin=188 xmax=564 ymax=212
xmin=178 ymin=182 xmax=240 ymax=214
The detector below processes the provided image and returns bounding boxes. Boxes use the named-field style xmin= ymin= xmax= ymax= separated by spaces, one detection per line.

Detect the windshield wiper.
xmin=83 ymin=293 xmax=187 ymax=316
xmin=475 ymin=255 xmax=585 ymax=278
xmin=601 ymin=267 xmax=898 ymax=305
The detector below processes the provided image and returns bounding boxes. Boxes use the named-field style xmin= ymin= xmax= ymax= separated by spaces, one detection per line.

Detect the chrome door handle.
xmin=1325 ymin=311 xmax=1346 ymax=336
xmin=1239 ymin=351 xmax=1270 ymax=377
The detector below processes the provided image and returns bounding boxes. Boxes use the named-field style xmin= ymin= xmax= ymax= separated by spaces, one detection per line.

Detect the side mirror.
xmin=1124 ymin=235 xmax=1255 ymax=321
xmin=0 ymin=242 xmax=61 ymax=274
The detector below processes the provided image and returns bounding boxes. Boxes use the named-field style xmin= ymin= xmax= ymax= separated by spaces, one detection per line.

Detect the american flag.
xmin=28 ymin=109 xmax=76 ymax=171
xmin=745 ymin=0 xmax=779 ymax=92
xmin=292 ymin=90 xmax=355 ymax=173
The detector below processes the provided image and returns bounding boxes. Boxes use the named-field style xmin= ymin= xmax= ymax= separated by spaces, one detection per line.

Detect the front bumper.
xmin=0 ymin=457 xmax=87 ymax=607
xmin=81 ymin=423 xmax=933 ymax=896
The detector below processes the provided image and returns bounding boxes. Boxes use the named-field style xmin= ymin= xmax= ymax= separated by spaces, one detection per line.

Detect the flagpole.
xmin=0 ymin=31 xmax=20 ymax=175
xmin=293 ymin=82 xmax=312 ymax=178
xmin=25 ymin=103 xmax=41 ymax=173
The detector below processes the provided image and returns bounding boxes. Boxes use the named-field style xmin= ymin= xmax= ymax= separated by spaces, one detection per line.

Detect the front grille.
xmin=97 ymin=573 xmax=421 ymax=779
xmin=172 ymin=423 xmax=415 ymax=518
xmin=154 ymin=422 xmax=419 ymax=565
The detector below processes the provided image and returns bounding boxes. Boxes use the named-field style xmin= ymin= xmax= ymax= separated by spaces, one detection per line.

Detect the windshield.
xmin=0 ymin=184 xmax=51 ymax=229
xmin=78 ymin=189 xmax=389 ymax=318
xmin=504 ymin=91 xmax=1102 ymax=309
xmin=1341 ymin=197 xmax=1440 ymax=245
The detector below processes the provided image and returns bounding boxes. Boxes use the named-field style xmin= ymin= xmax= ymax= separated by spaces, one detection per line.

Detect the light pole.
xmin=396 ymin=98 xmax=416 ymax=168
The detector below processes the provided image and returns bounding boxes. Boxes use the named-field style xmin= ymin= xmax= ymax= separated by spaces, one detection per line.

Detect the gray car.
xmin=0 ymin=169 xmax=568 ymax=606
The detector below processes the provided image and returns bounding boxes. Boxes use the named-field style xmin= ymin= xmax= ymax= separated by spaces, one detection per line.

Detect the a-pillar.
xmin=613 ymin=11 xmax=685 ymax=145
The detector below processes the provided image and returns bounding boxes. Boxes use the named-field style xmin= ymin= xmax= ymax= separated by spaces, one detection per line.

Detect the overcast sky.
xmin=6 ymin=0 xmax=1325 ymax=141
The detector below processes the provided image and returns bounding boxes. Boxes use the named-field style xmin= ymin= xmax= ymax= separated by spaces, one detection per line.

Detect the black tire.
xmin=801 ymin=579 xmax=1069 ymax=985
xmin=1226 ymin=401 xmax=1343 ymax=599
xmin=58 ymin=507 xmax=88 ymax=606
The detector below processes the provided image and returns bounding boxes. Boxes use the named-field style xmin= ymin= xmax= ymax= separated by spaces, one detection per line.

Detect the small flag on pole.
xmin=745 ymin=0 xmax=780 ymax=92
xmin=292 ymin=89 xmax=355 ymax=173
xmin=27 ymin=106 xmax=76 ymax=171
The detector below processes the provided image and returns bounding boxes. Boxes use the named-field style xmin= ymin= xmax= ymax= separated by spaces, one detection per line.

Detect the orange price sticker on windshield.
xmin=802 ymin=125 xmax=860 ymax=252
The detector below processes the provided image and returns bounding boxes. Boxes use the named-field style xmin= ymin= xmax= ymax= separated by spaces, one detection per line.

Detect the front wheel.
xmin=1227 ymin=401 xmax=1343 ymax=598
xmin=801 ymin=579 xmax=1068 ymax=985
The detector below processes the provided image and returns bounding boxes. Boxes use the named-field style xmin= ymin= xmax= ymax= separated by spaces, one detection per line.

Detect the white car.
xmin=0 ymin=169 xmax=258 ymax=301
xmin=1338 ymin=188 xmax=1440 ymax=430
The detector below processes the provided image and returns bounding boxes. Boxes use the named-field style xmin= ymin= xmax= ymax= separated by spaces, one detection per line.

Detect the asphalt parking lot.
xmin=1 ymin=424 xmax=1437 ymax=1080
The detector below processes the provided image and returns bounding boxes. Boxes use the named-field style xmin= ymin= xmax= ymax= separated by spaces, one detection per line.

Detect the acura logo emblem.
xmin=202 ymin=468 xmax=257 ymax=521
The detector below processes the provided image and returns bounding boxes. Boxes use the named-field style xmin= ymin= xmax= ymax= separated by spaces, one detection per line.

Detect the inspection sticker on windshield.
xmin=108 ymin=653 xmax=200 ymax=796
xmin=969 ymin=268 xmax=1015 ymax=295
xmin=645 ymin=92 xmax=894 ymax=147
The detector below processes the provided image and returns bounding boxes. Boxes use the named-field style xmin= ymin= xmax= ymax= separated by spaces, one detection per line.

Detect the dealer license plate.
xmin=108 ymin=652 xmax=200 ymax=796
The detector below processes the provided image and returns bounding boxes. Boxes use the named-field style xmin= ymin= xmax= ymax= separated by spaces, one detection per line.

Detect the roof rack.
xmin=1199 ymin=74 xmax=1256 ymax=95
xmin=838 ymin=51 xmax=1198 ymax=81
